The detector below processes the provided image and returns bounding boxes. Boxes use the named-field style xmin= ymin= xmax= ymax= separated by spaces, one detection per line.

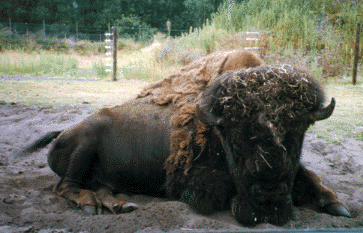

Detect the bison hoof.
xmin=325 ymin=203 xmax=351 ymax=218
xmin=83 ymin=204 xmax=97 ymax=215
xmin=122 ymin=202 xmax=139 ymax=213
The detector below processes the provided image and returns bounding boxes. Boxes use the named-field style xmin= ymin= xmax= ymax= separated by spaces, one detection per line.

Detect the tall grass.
xmin=153 ymin=0 xmax=361 ymax=78
xmin=177 ymin=22 xmax=228 ymax=54
xmin=119 ymin=47 xmax=181 ymax=82
xmin=0 ymin=51 xmax=78 ymax=76
xmin=181 ymin=0 xmax=357 ymax=78
xmin=0 ymin=44 xmax=180 ymax=81
xmin=212 ymin=0 xmax=362 ymax=61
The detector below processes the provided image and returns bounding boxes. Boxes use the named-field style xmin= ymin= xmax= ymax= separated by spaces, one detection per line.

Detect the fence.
xmin=0 ymin=21 xmax=189 ymax=42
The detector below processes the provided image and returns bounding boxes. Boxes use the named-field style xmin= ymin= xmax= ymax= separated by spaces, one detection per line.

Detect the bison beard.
xmin=24 ymin=63 xmax=350 ymax=226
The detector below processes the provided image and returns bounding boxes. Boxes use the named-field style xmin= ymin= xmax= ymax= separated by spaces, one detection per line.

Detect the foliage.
xmin=0 ymin=0 xmax=224 ymax=37
xmin=92 ymin=59 xmax=108 ymax=78
xmin=73 ymin=40 xmax=103 ymax=56
xmin=176 ymin=22 xmax=228 ymax=54
xmin=209 ymin=0 xmax=363 ymax=77
xmin=115 ymin=15 xmax=158 ymax=42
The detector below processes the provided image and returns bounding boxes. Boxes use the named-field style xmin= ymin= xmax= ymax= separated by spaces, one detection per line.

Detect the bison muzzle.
xmin=24 ymin=65 xmax=350 ymax=226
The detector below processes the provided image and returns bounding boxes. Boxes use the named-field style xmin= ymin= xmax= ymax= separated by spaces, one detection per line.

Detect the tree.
xmin=183 ymin=0 xmax=224 ymax=28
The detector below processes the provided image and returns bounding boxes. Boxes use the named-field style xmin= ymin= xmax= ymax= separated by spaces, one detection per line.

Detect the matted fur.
xmin=137 ymin=50 xmax=263 ymax=107
xmin=217 ymin=65 xmax=324 ymax=148
xmin=164 ymin=65 xmax=324 ymax=175
xmin=137 ymin=50 xmax=263 ymax=174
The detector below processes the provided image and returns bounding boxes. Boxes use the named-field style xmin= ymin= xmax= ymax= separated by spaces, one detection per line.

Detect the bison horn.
xmin=195 ymin=103 xmax=224 ymax=125
xmin=311 ymin=97 xmax=336 ymax=121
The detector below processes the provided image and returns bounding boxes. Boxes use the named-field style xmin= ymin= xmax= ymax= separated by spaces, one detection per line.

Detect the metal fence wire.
xmin=0 ymin=21 xmax=188 ymax=42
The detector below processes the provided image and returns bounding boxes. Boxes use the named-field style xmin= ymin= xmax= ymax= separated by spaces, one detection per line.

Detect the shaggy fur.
xmin=216 ymin=65 xmax=324 ymax=148
xmin=163 ymin=64 xmax=327 ymax=219
xmin=138 ymin=49 xmax=263 ymax=107
xmin=137 ymin=50 xmax=263 ymax=174
xmin=165 ymin=64 xmax=324 ymax=175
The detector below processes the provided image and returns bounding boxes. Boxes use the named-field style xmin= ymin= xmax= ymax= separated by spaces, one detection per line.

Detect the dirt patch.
xmin=0 ymin=103 xmax=362 ymax=232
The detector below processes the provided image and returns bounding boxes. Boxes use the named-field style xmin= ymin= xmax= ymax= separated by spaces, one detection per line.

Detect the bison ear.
xmin=196 ymin=102 xmax=224 ymax=126
xmin=311 ymin=97 xmax=335 ymax=121
xmin=195 ymin=74 xmax=228 ymax=125
xmin=195 ymin=86 xmax=225 ymax=126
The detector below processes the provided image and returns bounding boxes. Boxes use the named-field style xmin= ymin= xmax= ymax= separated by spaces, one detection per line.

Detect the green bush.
xmin=92 ymin=59 xmax=108 ymax=78
xmin=51 ymin=39 xmax=71 ymax=53
xmin=209 ymin=0 xmax=363 ymax=77
xmin=115 ymin=14 xmax=158 ymax=43
xmin=73 ymin=40 xmax=106 ymax=56
xmin=0 ymin=26 xmax=23 ymax=50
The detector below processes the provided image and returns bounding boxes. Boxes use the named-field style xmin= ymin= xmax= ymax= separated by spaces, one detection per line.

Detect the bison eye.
xmin=232 ymin=144 xmax=242 ymax=152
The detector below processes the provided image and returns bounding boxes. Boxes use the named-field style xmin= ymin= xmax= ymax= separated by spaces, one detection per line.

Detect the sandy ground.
xmin=0 ymin=81 xmax=363 ymax=232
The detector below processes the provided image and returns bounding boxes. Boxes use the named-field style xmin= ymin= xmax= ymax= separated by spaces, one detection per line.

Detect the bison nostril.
xmin=251 ymin=182 xmax=287 ymax=200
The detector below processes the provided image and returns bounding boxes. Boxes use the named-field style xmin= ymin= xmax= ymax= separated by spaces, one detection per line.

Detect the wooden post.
xmin=352 ymin=22 xmax=360 ymax=85
xmin=76 ymin=21 xmax=78 ymax=41
xmin=112 ymin=26 xmax=117 ymax=82
xmin=43 ymin=20 xmax=45 ymax=38
xmin=166 ymin=21 xmax=171 ymax=40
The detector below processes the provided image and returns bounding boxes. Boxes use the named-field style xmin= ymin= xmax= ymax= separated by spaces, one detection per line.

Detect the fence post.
xmin=166 ymin=21 xmax=171 ymax=40
xmin=76 ymin=21 xmax=79 ymax=41
xmin=352 ymin=22 xmax=361 ymax=85
xmin=43 ymin=20 xmax=45 ymax=38
xmin=112 ymin=26 xmax=117 ymax=82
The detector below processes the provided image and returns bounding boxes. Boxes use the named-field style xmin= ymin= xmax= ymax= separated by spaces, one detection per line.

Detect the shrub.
xmin=73 ymin=40 xmax=104 ymax=56
xmin=155 ymin=40 xmax=206 ymax=65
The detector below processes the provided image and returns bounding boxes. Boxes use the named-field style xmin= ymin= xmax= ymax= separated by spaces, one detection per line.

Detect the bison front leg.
xmin=292 ymin=164 xmax=350 ymax=217
xmin=167 ymin=167 xmax=235 ymax=215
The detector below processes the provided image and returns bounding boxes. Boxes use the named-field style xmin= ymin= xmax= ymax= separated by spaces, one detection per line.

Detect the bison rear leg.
xmin=292 ymin=165 xmax=350 ymax=217
xmin=56 ymin=182 xmax=138 ymax=215
xmin=53 ymin=138 xmax=138 ymax=215
xmin=55 ymin=181 xmax=102 ymax=214
xmin=95 ymin=187 xmax=138 ymax=214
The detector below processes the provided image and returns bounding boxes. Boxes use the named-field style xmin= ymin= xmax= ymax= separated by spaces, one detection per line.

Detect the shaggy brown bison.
xmin=24 ymin=65 xmax=350 ymax=226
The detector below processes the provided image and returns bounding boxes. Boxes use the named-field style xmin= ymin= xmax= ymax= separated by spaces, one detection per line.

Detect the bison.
xmin=24 ymin=64 xmax=350 ymax=226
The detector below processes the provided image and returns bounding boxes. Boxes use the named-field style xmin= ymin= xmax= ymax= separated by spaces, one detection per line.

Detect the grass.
xmin=0 ymin=46 xmax=181 ymax=81
xmin=0 ymin=51 xmax=78 ymax=76
xmin=0 ymin=79 xmax=147 ymax=108
xmin=308 ymin=81 xmax=363 ymax=142
xmin=119 ymin=48 xmax=181 ymax=82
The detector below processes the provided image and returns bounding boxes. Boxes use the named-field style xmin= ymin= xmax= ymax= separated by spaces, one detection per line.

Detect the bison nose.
xmin=251 ymin=183 xmax=287 ymax=202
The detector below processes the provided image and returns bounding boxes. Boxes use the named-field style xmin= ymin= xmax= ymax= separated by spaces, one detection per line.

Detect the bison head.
xmin=195 ymin=65 xmax=335 ymax=225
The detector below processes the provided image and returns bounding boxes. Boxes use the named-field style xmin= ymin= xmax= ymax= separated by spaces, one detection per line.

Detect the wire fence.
xmin=0 ymin=21 xmax=189 ymax=42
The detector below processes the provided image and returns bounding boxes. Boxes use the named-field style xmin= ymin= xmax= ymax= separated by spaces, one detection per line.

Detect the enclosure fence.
xmin=0 ymin=21 xmax=189 ymax=42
